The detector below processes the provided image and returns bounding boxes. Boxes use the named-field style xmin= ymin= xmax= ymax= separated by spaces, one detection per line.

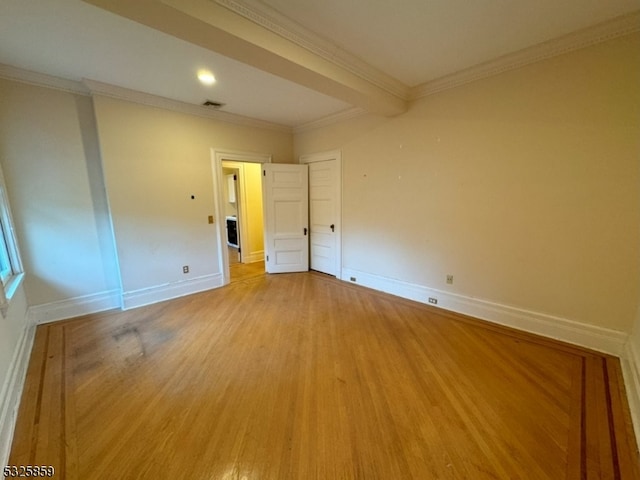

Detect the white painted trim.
xmin=409 ymin=11 xmax=640 ymax=100
xmin=83 ymin=79 xmax=291 ymax=133
xmin=0 ymin=65 xmax=292 ymax=132
xmin=3 ymin=10 xmax=637 ymax=134
xmin=28 ymin=289 xmax=121 ymax=325
xmin=0 ymin=322 xmax=36 ymax=470
xmin=294 ymin=107 xmax=368 ymax=134
xmin=0 ymin=63 xmax=89 ymax=96
xmin=342 ymin=268 xmax=628 ymax=356
xmin=622 ymin=340 xmax=640 ymax=448
xmin=300 ymin=149 xmax=343 ymax=163
xmin=242 ymin=251 xmax=265 ymax=264
xmin=216 ymin=0 xmax=408 ymax=100
xmin=300 ymin=150 xmax=343 ymax=280
xmin=211 ymin=149 xmax=272 ymax=286
xmin=215 ymin=1 xmax=639 ymax=108
xmin=122 ymin=274 xmax=224 ymax=310
xmin=213 ymin=150 xmax=274 ymax=165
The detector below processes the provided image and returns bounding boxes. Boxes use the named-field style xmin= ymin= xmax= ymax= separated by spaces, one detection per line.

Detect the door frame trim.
xmin=299 ymin=150 xmax=342 ymax=280
xmin=211 ymin=149 xmax=271 ymax=285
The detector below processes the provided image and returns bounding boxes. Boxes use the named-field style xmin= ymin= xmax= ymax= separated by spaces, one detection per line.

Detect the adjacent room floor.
xmin=8 ymin=272 xmax=639 ymax=479
xmin=227 ymin=245 xmax=265 ymax=284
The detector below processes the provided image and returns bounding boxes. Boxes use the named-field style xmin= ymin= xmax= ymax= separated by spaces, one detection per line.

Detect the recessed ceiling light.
xmin=197 ymin=70 xmax=216 ymax=85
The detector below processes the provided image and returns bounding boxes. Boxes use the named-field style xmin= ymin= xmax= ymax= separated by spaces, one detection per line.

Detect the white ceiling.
xmin=0 ymin=0 xmax=351 ymax=126
xmin=1 ymin=0 xmax=638 ymax=127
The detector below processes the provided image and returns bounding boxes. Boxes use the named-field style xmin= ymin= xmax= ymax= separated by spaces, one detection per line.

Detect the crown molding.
xmin=3 ymin=8 xmax=637 ymax=134
xmin=82 ymin=79 xmax=292 ymax=133
xmin=293 ymin=107 xmax=367 ymax=134
xmin=214 ymin=1 xmax=639 ymax=121
xmin=0 ymin=63 xmax=292 ymax=132
xmin=215 ymin=0 xmax=408 ymax=100
xmin=410 ymin=10 xmax=640 ymax=100
xmin=0 ymin=63 xmax=89 ymax=96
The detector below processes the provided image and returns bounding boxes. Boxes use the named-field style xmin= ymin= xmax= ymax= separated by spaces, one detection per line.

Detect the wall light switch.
xmin=208 ymin=215 xmax=214 ymax=224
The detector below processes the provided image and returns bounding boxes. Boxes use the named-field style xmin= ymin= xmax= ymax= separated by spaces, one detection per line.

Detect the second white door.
xmin=309 ymin=160 xmax=338 ymax=276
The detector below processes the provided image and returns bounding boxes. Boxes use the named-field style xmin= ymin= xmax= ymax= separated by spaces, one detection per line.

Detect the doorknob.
xmin=330 ymin=224 xmax=335 ymax=232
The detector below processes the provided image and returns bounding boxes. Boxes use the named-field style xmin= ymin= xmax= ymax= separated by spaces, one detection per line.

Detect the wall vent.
xmin=202 ymin=100 xmax=225 ymax=109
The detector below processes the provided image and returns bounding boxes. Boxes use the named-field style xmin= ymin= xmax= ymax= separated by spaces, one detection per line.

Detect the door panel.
xmin=263 ymin=163 xmax=309 ymax=273
xmin=274 ymin=200 xmax=304 ymax=234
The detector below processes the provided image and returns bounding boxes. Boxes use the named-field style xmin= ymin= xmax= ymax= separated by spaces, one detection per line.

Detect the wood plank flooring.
xmin=9 ymin=272 xmax=640 ymax=479
xmin=230 ymin=261 xmax=264 ymax=283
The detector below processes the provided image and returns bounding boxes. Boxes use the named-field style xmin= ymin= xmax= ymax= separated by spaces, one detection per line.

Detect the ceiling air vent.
xmin=202 ymin=100 xmax=225 ymax=109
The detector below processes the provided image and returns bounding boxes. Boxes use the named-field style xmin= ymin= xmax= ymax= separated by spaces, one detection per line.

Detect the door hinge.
xmin=263 ymin=170 xmax=266 ymax=176
xmin=233 ymin=174 xmax=237 ymax=181
xmin=266 ymin=255 xmax=269 ymax=261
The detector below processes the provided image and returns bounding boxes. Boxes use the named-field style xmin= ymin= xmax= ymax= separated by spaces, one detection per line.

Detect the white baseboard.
xmin=622 ymin=340 xmax=640 ymax=448
xmin=243 ymin=251 xmax=265 ymax=264
xmin=122 ymin=273 xmax=224 ymax=310
xmin=342 ymin=268 xmax=628 ymax=356
xmin=28 ymin=289 xmax=121 ymax=325
xmin=0 ymin=322 xmax=36 ymax=470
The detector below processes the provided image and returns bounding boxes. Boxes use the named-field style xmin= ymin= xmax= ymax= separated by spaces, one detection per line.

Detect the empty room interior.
xmin=1 ymin=0 xmax=640 ymax=478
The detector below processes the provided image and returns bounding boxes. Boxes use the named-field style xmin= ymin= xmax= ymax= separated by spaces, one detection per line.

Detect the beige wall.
xmin=295 ymin=33 xmax=640 ymax=332
xmin=0 ymin=79 xmax=120 ymax=306
xmin=93 ymin=96 xmax=291 ymax=296
xmin=241 ymin=162 xmax=264 ymax=262
xmin=0 ymin=77 xmax=290 ymax=308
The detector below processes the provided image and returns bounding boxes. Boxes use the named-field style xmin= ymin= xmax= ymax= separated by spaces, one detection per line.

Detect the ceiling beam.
xmin=82 ymin=0 xmax=407 ymax=117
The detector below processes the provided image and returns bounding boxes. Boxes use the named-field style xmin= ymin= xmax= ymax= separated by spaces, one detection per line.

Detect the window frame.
xmin=0 ymin=163 xmax=24 ymax=304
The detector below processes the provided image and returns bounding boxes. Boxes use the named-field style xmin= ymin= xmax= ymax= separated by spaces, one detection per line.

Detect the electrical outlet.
xmin=446 ymin=275 xmax=453 ymax=285
xmin=183 ymin=265 xmax=189 ymax=274
xmin=428 ymin=297 xmax=438 ymax=305
xmin=350 ymin=276 xmax=357 ymax=282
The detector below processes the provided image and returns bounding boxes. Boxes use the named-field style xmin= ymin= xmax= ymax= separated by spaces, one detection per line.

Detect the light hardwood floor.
xmin=9 ymin=272 xmax=640 ymax=479
xmin=230 ymin=261 xmax=265 ymax=283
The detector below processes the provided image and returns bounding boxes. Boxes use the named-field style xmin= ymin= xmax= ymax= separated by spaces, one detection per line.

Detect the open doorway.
xmin=222 ymin=166 xmax=241 ymax=266
xmin=222 ymin=160 xmax=265 ymax=282
xmin=212 ymin=149 xmax=270 ymax=285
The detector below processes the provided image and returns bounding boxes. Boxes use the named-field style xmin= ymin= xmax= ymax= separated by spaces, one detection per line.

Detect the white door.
xmin=309 ymin=160 xmax=338 ymax=275
xmin=262 ymin=163 xmax=309 ymax=273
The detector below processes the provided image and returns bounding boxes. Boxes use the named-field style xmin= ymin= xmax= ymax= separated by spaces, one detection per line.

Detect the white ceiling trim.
xmin=83 ymin=79 xmax=292 ymax=133
xmin=289 ymin=10 xmax=640 ymax=133
xmin=215 ymin=0 xmax=408 ymax=100
xmin=410 ymin=10 xmax=640 ymax=100
xmin=215 ymin=1 xmax=640 ymax=106
xmin=0 ymin=63 xmax=89 ymax=96
xmin=293 ymin=107 xmax=367 ymax=134
xmin=0 ymin=61 xmax=361 ymax=134
xmin=0 ymin=63 xmax=292 ymax=133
